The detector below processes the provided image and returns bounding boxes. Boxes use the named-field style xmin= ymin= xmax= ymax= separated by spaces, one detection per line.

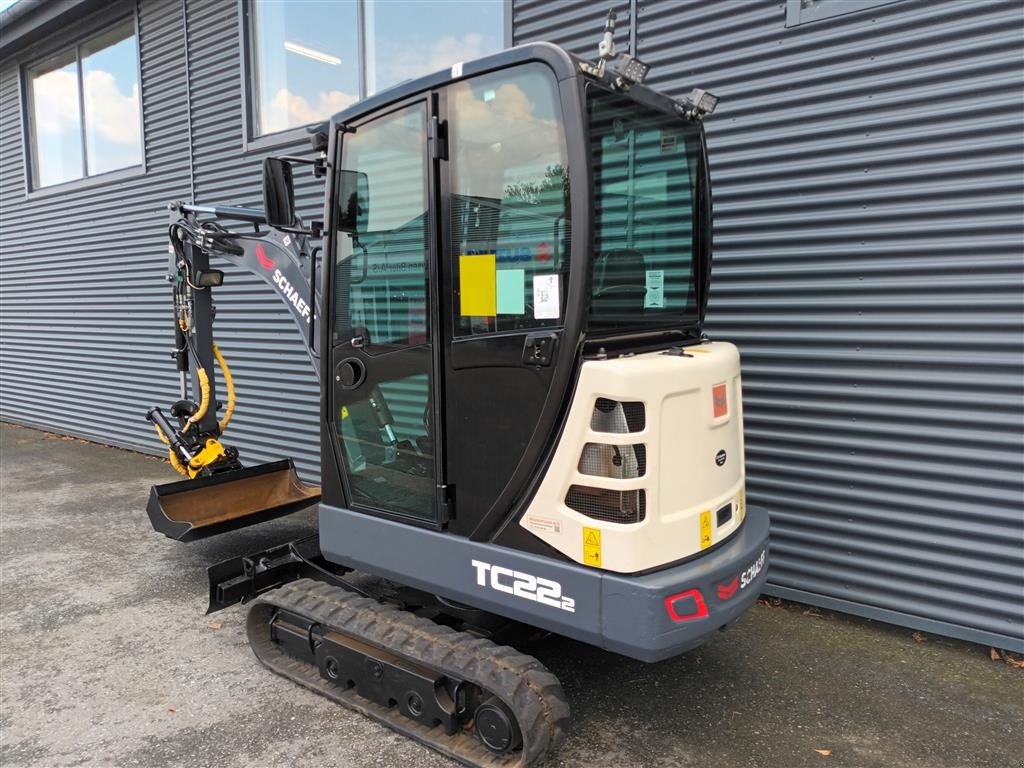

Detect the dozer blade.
xmin=147 ymin=459 xmax=320 ymax=542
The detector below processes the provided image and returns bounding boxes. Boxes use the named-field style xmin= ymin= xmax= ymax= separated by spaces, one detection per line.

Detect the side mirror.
xmin=263 ymin=157 xmax=297 ymax=229
xmin=336 ymin=170 xmax=369 ymax=235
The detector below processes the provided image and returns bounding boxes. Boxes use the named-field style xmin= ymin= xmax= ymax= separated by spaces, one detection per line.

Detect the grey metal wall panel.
xmin=1 ymin=0 xmax=192 ymax=457
xmin=1 ymin=0 xmax=1020 ymax=651
xmin=0 ymin=0 xmax=323 ymax=482
xmin=514 ymin=0 xmax=1023 ymax=650
xmin=182 ymin=0 xmax=321 ymax=479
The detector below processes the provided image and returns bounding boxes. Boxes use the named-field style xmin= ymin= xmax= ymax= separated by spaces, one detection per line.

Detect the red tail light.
xmin=664 ymin=588 xmax=709 ymax=622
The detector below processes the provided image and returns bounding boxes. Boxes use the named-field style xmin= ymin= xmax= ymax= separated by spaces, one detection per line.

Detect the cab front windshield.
xmin=587 ymin=86 xmax=702 ymax=337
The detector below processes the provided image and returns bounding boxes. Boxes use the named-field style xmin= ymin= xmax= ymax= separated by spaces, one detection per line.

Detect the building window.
xmin=364 ymin=0 xmax=505 ymax=96
xmin=246 ymin=0 xmax=507 ymax=140
xmin=250 ymin=0 xmax=358 ymax=137
xmin=25 ymin=19 xmax=142 ymax=189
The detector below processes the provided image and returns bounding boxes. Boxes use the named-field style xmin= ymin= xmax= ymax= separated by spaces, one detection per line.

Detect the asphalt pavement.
xmin=1 ymin=422 xmax=1021 ymax=768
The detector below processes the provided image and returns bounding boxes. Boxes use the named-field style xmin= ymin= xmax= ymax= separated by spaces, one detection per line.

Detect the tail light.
xmin=664 ymin=588 xmax=709 ymax=622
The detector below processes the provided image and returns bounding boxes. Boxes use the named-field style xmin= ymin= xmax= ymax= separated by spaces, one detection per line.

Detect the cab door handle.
xmin=522 ymin=333 xmax=557 ymax=366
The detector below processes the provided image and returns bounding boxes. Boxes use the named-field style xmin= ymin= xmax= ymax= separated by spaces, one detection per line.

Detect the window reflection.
xmin=82 ymin=26 xmax=142 ymax=176
xmin=28 ymin=52 xmax=83 ymax=188
xmin=365 ymin=0 xmax=503 ymax=95
xmin=252 ymin=0 xmax=358 ymax=135
xmin=448 ymin=65 xmax=570 ymax=335
xmin=26 ymin=20 xmax=141 ymax=189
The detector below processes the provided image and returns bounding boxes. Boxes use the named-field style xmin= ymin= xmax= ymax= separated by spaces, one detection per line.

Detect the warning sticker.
xmin=737 ymin=489 xmax=746 ymax=522
xmin=699 ymin=510 xmax=713 ymax=550
xmin=582 ymin=527 xmax=602 ymax=568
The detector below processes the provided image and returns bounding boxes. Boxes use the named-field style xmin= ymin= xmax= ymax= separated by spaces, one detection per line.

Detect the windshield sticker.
xmin=497 ymin=269 xmax=526 ymax=314
xmin=533 ymin=274 xmax=560 ymax=319
xmin=645 ymin=269 xmax=665 ymax=308
xmin=459 ymin=254 xmax=497 ymax=316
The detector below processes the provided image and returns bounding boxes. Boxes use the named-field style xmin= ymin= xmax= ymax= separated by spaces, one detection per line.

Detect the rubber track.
xmin=246 ymin=579 xmax=570 ymax=767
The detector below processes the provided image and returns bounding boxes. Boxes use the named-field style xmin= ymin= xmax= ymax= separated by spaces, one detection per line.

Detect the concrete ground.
xmin=1 ymin=422 xmax=1021 ymax=768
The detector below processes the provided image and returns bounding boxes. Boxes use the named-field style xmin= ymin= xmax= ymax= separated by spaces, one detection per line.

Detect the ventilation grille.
xmin=578 ymin=443 xmax=646 ymax=478
xmin=590 ymin=398 xmax=645 ymax=433
xmin=565 ymin=486 xmax=646 ymax=524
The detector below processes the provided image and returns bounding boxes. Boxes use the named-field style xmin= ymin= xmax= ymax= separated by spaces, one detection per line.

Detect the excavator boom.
xmin=144 ymin=202 xmax=323 ymax=540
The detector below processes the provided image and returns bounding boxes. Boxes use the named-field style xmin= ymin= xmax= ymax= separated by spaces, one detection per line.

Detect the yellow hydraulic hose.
xmin=184 ymin=367 xmax=210 ymax=428
xmin=152 ymin=422 xmax=188 ymax=476
xmin=154 ymin=424 xmax=170 ymax=445
xmin=168 ymin=449 xmax=188 ymax=476
xmin=212 ymin=342 xmax=235 ymax=433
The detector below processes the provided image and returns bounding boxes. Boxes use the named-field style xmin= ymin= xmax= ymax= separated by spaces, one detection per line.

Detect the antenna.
xmin=598 ymin=9 xmax=617 ymax=61
xmin=580 ymin=7 xmax=651 ymax=87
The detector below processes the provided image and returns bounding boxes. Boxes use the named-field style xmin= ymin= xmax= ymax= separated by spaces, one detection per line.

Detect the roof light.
xmin=607 ymin=53 xmax=651 ymax=85
xmin=678 ymin=88 xmax=720 ymax=121
xmin=283 ymin=41 xmax=340 ymax=66
xmin=664 ymin=588 xmax=709 ymax=622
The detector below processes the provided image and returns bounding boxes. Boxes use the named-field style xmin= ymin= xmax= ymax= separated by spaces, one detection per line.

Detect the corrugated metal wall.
xmin=0 ymin=0 xmax=322 ymax=479
xmin=1 ymin=0 xmax=1020 ymax=650
xmin=514 ymin=0 xmax=1023 ymax=651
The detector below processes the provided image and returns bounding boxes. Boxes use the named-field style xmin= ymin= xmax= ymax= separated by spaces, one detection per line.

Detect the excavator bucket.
xmin=146 ymin=459 xmax=320 ymax=542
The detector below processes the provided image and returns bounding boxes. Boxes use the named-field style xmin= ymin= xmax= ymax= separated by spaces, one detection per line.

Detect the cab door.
xmin=329 ymin=98 xmax=443 ymax=525
xmin=438 ymin=63 xmax=573 ymax=537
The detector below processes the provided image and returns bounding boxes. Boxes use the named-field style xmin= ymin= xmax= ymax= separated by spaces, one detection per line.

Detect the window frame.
xmin=239 ymin=0 xmax=513 ymax=152
xmin=18 ymin=7 xmax=145 ymax=198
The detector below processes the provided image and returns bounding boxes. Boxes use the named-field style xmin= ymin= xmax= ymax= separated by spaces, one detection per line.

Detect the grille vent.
xmin=578 ymin=443 xmax=646 ymax=478
xmin=565 ymin=486 xmax=646 ymax=524
xmin=590 ymin=398 xmax=645 ymax=433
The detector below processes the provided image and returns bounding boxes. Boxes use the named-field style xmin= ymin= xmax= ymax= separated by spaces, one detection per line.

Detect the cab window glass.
xmin=588 ymin=86 xmax=701 ymax=334
xmin=448 ymin=64 xmax=570 ymax=336
xmin=335 ymin=103 xmax=429 ymax=352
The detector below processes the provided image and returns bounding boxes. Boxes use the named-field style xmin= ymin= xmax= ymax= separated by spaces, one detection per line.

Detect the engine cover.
xmin=518 ymin=341 xmax=746 ymax=573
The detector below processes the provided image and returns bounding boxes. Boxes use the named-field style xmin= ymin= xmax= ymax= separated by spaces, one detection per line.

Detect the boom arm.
xmin=147 ymin=201 xmax=321 ymax=477
xmin=167 ymin=202 xmax=322 ymax=383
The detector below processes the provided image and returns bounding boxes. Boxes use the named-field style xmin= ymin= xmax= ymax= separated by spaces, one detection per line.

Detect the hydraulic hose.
xmin=148 ymin=409 xmax=189 ymax=477
xmin=184 ymin=367 xmax=211 ymax=428
xmin=212 ymin=342 xmax=235 ymax=433
xmin=167 ymin=448 xmax=188 ymax=476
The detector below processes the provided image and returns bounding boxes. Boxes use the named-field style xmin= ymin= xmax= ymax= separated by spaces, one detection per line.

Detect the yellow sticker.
xmin=582 ymin=527 xmax=602 ymax=567
xmin=459 ymin=254 xmax=497 ymax=316
xmin=699 ymin=510 xmax=713 ymax=549
xmin=340 ymin=406 xmax=349 ymax=419
xmin=737 ymin=488 xmax=746 ymax=521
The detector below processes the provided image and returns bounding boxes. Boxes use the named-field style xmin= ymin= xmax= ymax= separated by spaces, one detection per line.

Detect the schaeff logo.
xmin=716 ymin=549 xmax=767 ymax=601
xmin=256 ymin=243 xmax=312 ymax=325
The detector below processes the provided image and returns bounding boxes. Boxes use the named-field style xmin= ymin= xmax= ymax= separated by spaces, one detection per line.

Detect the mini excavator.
xmin=144 ymin=16 xmax=769 ymax=766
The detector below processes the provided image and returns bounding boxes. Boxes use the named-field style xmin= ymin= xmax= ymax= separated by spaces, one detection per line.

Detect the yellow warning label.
xmin=737 ymin=488 xmax=746 ymax=521
xmin=340 ymin=406 xmax=349 ymax=419
xmin=458 ymin=254 xmax=497 ymax=316
xmin=583 ymin=527 xmax=602 ymax=568
xmin=699 ymin=510 xmax=713 ymax=550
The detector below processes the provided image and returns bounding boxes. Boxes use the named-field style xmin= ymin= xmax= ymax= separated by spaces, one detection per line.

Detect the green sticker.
xmin=496 ymin=269 xmax=526 ymax=314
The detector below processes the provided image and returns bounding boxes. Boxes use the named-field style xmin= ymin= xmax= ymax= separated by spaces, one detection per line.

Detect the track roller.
xmin=246 ymin=579 xmax=569 ymax=767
